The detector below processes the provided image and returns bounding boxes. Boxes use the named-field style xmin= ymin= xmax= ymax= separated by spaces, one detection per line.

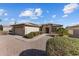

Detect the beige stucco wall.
xmin=67 ymin=27 xmax=79 ymax=37
xmin=25 ymin=26 xmax=39 ymax=34
xmin=3 ymin=26 xmax=12 ymax=32
xmin=68 ymin=29 xmax=73 ymax=35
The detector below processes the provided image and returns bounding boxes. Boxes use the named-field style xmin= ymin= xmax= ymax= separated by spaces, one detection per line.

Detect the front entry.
xmin=45 ymin=27 xmax=49 ymax=33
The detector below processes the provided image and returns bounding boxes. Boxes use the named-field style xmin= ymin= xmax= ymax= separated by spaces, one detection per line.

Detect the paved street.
xmin=0 ymin=34 xmax=52 ymax=56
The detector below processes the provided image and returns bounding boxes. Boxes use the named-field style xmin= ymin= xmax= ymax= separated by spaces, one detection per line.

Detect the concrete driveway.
xmin=0 ymin=34 xmax=52 ymax=56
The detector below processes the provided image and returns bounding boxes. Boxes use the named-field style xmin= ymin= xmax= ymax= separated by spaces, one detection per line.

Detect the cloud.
xmin=9 ymin=21 xmax=15 ymax=25
xmin=62 ymin=14 xmax=68 ymax=18
xmin=19 ymin=9 xmax=33 ymax=17
xmin=52 ymin=15 xmax=56 ymax=18
xmin=19 ymin=8 xmax=43 ymax=19
xmin=34 ymin=8 xmax=42 ymax=16
xmin=63 ymin=3 xmax=79 ymax=14
xmin=4 ymin=13 xmax=8 ymax=16
xmin=47 ymin=10 xmax=49 ymax=13
xmin=0 ymin=9 xmax=8 ymax=16
xmin=10 ymin=18 xmax=16 ymax=21
xmin=62 ymin=3 xmax=79 ymax=18
xmin=4 ymin=18 xmax=9 ymax=21
xmin=68 ymin=22 xmax=79 ymax=26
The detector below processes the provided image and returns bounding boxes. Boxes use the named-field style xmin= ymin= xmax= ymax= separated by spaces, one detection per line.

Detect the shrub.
xmin=0 ymin=25 xmax=3 ymax=31
xmin=24 ymin=31 xmax=42 ymax=39
xmin=56 ymin=28 xmax=69 ymax=36
xmin=46 ymin=37 xmax=79 ymax=56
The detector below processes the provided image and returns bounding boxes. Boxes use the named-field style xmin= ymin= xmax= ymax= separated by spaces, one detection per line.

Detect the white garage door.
xmin=15 ymin=27 xmax=25 ymax=36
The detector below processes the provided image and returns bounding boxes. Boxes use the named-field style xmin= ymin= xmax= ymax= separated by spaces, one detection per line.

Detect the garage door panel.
xmin=73 ymin=29 xmax=79 ymax=37
xmin=15 ymin=27 xmax=25 ymax=36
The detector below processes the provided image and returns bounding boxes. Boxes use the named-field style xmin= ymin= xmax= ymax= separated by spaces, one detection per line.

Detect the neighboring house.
xmin=11 ymin=23 xmax=40 ymax=36
xmin=3 ymin=26 xmax=12 ymax=33
xmin=66 ymin=25 xmax=79 ymax=37
xmin=40 ymin=23 xmax=63 ymax=34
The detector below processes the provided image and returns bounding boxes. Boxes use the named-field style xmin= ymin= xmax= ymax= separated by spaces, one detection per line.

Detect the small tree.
xmin=0 ymin=19 xmax=3 ymax=31
xmin=0 ymin=25 xmax=3 ymax=31
xmin=56 ymin=28 xmax=68 ymax=36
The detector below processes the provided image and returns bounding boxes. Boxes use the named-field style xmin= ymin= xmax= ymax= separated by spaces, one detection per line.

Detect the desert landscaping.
xmin=0 ymin=3 xmax=79 ymax=56
xmin=0 ymin=22 xmax=79 ymax=56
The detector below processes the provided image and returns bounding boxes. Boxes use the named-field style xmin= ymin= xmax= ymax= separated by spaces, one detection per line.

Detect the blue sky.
xmin=0 ymin=3 xmax=79 ymax=27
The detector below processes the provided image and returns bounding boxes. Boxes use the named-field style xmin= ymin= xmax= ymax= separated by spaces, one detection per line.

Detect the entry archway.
xmin=45 ymin=27 xmax=50 ymax=33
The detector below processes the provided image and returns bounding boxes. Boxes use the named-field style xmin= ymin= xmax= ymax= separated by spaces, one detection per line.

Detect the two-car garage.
xmin=11 ymin=23 xmax=39 ymax=36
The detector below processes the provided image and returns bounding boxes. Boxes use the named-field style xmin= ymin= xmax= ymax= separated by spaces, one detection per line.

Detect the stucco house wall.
xmin=67 ymin=25 xmax=79 ymax=37
xmin=25 ymin=26 xmax=39 ymax=34
xmin=3 ymin=26 xmax=12 ymax=32
xmin=68 ymin=29 xmax=73 ymax=35
xmin=11 ymin=23 xmax=40 ymax=36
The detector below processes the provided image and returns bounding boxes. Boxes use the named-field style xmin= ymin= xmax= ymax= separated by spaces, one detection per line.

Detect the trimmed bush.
xmin=46 ymin=37 xmax=79 ymax=56
xmin=56 ymin=28 xmax=69 ymax=36
xmin=24 ymin=32 xmax=42 ymax=39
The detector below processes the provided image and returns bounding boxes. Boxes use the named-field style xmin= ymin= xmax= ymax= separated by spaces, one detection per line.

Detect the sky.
xmin=0 ymin=3 xmax=79 ymax=27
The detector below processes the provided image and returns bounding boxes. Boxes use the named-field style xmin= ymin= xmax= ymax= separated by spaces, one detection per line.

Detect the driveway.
xmin=0 ymin=34 xmax=52 ymax=56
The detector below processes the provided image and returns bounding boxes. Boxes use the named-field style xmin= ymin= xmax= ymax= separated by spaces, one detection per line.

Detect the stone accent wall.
xmin=41 ymin=25 xmax=52 ymax=34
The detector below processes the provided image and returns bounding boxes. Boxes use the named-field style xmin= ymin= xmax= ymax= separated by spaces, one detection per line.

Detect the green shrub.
xmin=24 ymin=31 xmax=42 ymax=39
xmin=0 ymin=25 xmax=3 ymax=31
xmin=46 ymin=37 xmax=79 ymax=56
xmin=56 ymin=28 xmax=69 ymax=36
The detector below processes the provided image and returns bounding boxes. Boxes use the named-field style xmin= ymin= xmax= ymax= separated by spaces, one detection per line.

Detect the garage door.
xmin=15 ymin=27 xmax=25 ymax=36
xmin=73 ymin=29 xmax=79 ymax=37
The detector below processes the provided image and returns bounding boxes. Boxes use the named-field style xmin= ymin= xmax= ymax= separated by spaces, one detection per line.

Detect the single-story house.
xmin=40 ymin=23 xmax=63 ymax=34
xmin=11 ymin=23 xmax=63 ymax=36
xmin=66 ymin=25 xmax=79 ymax=37
xmin=11 ymin=23 xmax=40 ymax=36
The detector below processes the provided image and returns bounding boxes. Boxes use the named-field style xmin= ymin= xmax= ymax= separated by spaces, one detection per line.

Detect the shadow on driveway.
xmin=19 ymin=49 xmax=47 ymax=56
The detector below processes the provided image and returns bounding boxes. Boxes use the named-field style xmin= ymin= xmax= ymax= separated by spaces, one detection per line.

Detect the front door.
xmin=45 ymin=27 xmax=49 ymax=33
